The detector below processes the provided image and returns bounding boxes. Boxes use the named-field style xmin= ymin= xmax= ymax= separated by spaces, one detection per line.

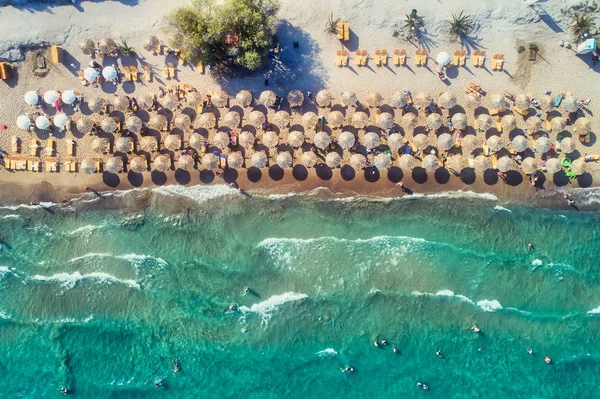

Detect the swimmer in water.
xmin=473 ymin=325 xmax=481 ymax=333
xmin=373 ymin=340 xmax=379 ymax=348
xmin=392 ymin=347 xmax=399 ymax=354
xmin=243 ymin=286 xmax=250 ymax=293
xmin=381 ymin=339 xmax=388 ymax=346
xmin=155 ymin=380 xmax=163 ymax=388
xmin=544 ymin=356 xmax=552 ymax=364
xmin=478 ymin=347 xmax=483 ymax=353
xmin=528 ymin=348 xmax=533 ymax=355
xmin=528 ymin=243 xmax=534 ymax=251
xmin=341 ymin=366 xmax=355 ymax=373
xmin=436 ymin=349 xmax=444 ymax=358
xmin=60 ymin=387 xmax=68 ymax=395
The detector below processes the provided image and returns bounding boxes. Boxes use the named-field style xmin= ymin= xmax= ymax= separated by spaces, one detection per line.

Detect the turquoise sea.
xmin=1 ymin=185 xmax=600 ymax=398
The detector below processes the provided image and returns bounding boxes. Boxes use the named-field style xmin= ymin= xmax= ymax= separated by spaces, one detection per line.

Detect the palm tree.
xmin=448 ymin=11 xmax=473 ymax=40
xmin=404 ymin=14 xmax=423 ymax=39
xmin=570 ymin=13 xmax=596 ymax=38
xmin=325 ymin=13 xmax=341 ymax=35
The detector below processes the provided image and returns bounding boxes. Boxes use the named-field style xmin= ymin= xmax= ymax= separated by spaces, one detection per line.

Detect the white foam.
xmin=239 ymin=292 xmax=308 ymax=323
xmin=568 ymin=188 xmax=600 ymax=206
xmin=315 ymin=348 xmax=338 ymax=358
xmin=257 ymin=235 xmax=427 ymax=248
xmin=412 ymin=289 xmax=475 ymax=305
xmin=476 ymin=299 xmax=504 ymax=312
xmin=32 ymin=272 xmax=140 ymax=290
xmin=532 ymin=259 xmax=543 ymax=266
xmin=0 ymin=311 xmax=11 ymax=320
xmin=152 ymin=184 xmax=237 ymax=203
xmin=68 ymin=224 xmax=106 ymax=236
xmin=268 ymin=193 xmax=298 ymax=199
xmin=118 ymin=254 xmax=169 ymax=269
xmin=0 ymin=202 xmax=55 ymax=211
xmin=69 ymin=253 xmax=113 ymax=263
xmin=1 ymin=214 xmax=21 ymax=220
xmin=494 ymin=206 xmax=513 ymax=213
xmin=403 ymin=191 xmax=498 ymax=201
xmin=587 ymin=306 xmax=600 ymax=315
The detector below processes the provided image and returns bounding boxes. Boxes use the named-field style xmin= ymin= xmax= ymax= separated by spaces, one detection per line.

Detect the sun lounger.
xmin=495 ymin=120 xmax=502 ymax=132
xmin=129 ymin=137 xmax=135 ymax=153
xmin=375 ymin=50 xmax=381 ymax=66
xmin=393 ymin=50 xmax=400 ymax=66
xmin=44 ymin=157 xmax=57 ymax=172
xmin=0 ymin=62 xmax=8 ymax=80
xmin=142 ymin=65 xmax=152 ymax=82
xmin=452 ymin=51 xmax=459 ymax=66
xmin=27 ymin=157 xmax=40 ymax=172
xmin=30 ymin=139 xmax=38 ymax=157
xmin=468 ymin=154 xmax=475 ymax=168
xmin=478 ymin=51 xmax=485 ymax=67
xmin=553 ymin=93 xmax=564 ymax=107
xmin=337 ymin=21 xmax=344 ymax=40
xmin=513 ymin=107 xmax=528 ymax=116
xmin=414 ymin=50 xmax=422 ymax=66
xmin=130 ymin=66 xmax=139 ymax=82
xmin=336 ymin=50 xmax=342 ymax=66
xmin=381 ymin=50 xmax=387 ymax=66
xmin=483 ymin=142 xmax=490 ymax=156
xmin=66 ymin=140 xmax=75 ymax=156
xmin=580 ymin=133 xmax=591 ymax=144
xmin=355 ymin=50 xmax=362 ymax=67
xmin=167 ymin=62 xmax=175 ymax=79
xmin=489 ymin=108 xmax=504 ymax=116
xmin=491 ymin=154 xmax=498 ymax=169
xmin=46 ymin=137 xmax=56 ymax=156
xmin=399 ymin=49 xmax=406 ymax=66
xmin=342 ymin=50 xmax=348 ymax=66
xmin=63 ymin=157 xmax=76 ymax=172
xmin=197 ymin=61 xmax=204 ymax=74
xmin=163 ymin=65 xmax=169 ymax=79
xmin=11 ymin=136 xmax=19 ymax=153
xmin=496 ymin=54 xmax=504 ymax=70
xmin=361 ymin=50 xmax=367 ymax=66
xmin=472 ymin=50 xmax=480 ymax=67
xmin=343 ymin=22 xmax=349 ymax=41
xmin=420 ymin=50 xmax=427 ymax=66
xmin=51 ymin=46 xmax=61 ymax=63
xmin=491 ymin=54 xmax=498 ymax=69
xmin=459 ymin=50 xmax=466 ymax=67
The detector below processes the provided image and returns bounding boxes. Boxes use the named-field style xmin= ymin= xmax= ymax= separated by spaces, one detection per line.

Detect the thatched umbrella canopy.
xmin=112 ymin=96 xmax=130 ymax=112
xmin=222 ymin=111 xmax=240 ymax=129
xmin=511 ymin=135 xmax=528 ymax=152
xmin=340 ymin=91 xmax=358 ymax=107
xmin=301 ymin=112 xmax=318 ymax=129
xmin=153 ymin=155 xmax=171 ymax=172
xmin=423 ymin=154 xmax=440 ymax=171
xmin=487 ymin=136 xmax=503 ymax=152
xmin=535 ymin=136 xmax=551 ymax=153
xmin=125 ymin=116 xmax=143 ymax=133
xmin=399 ymin=154 xmax=415 ymax=170
xmin=387 ymin=133 xmax=404 ymax=150
xmin=465 ymin=92 xmax=481 ymax=108
xmin=551 ymin=117 xmax=566 ymax=132
xmin=251 ymin=151 xmax=268 ymax=168
xmin=92 ymin=137 xmax=109 ymax=153
xmin=349 ymin=153 xmax=366 ymax=170
xmin=187 ymin=91 xmax=202 ymax=108
xmin=165 ymin=135 xmax=182 ymax=151
xmin=497 ymin=157 xmax=513 ymax=172
xmin=287 ymin=130 xmax=304 ymax=147
xmin=374 ymin=153 xmax=391 ymax=170
xmin=81 ymin=158 xmax=97 ymax=174
xmin=143 ymin=35 xmax=160 ymax=51
xmin=574 ymin=117 xmax=591 ymax=134
xmin=389 ymin=91 xmax=408 ymax=108
xmin=515 ymin=94 xmax=530 ymax=110
xmin=149 ymin=114 xmax=167 ymax=130
xmin=562 ymin=95 xmax=578 ymax=113
xmin=362 ymin=132 xmax=380 ymax=149
xmin=501 ymin=115 xmax=516 ymax=131
xmin=273 ymin=111 xmax=291 ymax=128
xmin=539 ymin=95 xmax=554 ymax=112
xmin=235 ymin=90 xmax=252 ymax=107
xmin=570 ymin=158 xmax=586 ymax=175
xmin=415 ymin=92 xmax=432 ymax=108
xmin=247 ymin=111 xmax=266 ymax=128
xmin=437 ymin=133 xmax=454 ymax=151
xmin=239 ymin=131 xmax=255 ymax=148
xmin=426 ymin=113 xmax=442 ymax=131
xmin=212 ymin=90 xmax=229 ymax=108
xmin=189 ymin=134 xmax=205 ymax=150
xmin=79 ymin=39 xmax=95 ymax=55
xmin=413 ymin=134 xmax=430 ymax=150
xmin=526 ymin=116 xmax=542 ymax=132
xmin=105 ymin=156 xmax=123 ymax=173
xmin=559 ymin=137 xmax=575 ymax=153
xmin=201 ymin=153 xmax=218 ymax=169
xmin=287 ymin=90 xmax=304 ymax=107
xmin=161 ymin=93 xmax=178 ymax=110
xmin=447 ymin=155 xmax=462 ymax=171
xmin=490 ymin=93 xmax=509 ymax=109
xmin=366 ymin=90 xmax=383 ymax=108
xmin=227 ymin=152 xmax=244 ymax=168
xmin=461 ymin=135 xmax=478 ymax=152
xmin=439 ymin=92 xmax=457 ymax=109
xmin=262 ymin=131 xmax=279 ymax=148
xmin=314 ymin=131 xmax=331 ymax=149
xmin=276 ymin=151 xmax=293 ymax=168
xmin=101 ymin=117 xmax=117 ymax=133
xmin=378 ymin=113 xmax=394 ymax=130
xmin=301 ymin=151 xmax=317 ymax=167
xmin=76 ymin=116 xmax=93 ymax=132
xmin=325 ymin=152 xmax=341 ymax=168
xmin=521 ymin=157 xmax=538 ymax=174
xmin=197 ymin=113 xmax=216 ymax=129
xmin=473 ymin=155 xmax=490 ymax=171
xmin=140 ymin=93 xmax=155 ymax=110
xmin=316 ymin=90 xmax=334 ymax=107
xmin=88 ymin=97 xmax=105 ymax=114
xmin=139 ymin=136 xmax=157 ymax=152
xmin=177 ymin=155 xmax=195 ymax=170
xmin=352 ymin=112 xmax=369 ymax=128
xmin=259 ymin=90 xmax=277 ymax=106
xmin=98 ymin=38 xmax=117 ymax=54
xmin=328 ymin=111 xmax=344 ymax=128
xmin=338 ymin=131 xmax=355 ymax=149
xmin=545 ymin=158 xmax=562 ymax=174
xmin=212 ymin=132 xmax=230 ymax=149
xmin=476 ymin=114 xmax=493 ymax=131
xmin=451 ymin=113 xmax=468 ymax=130
xmin=115 ymin=137 xmax=131 ymax=153
xmin=175 ymin=114 xmax=192 ymax=130
xmin=401 ymin=113 xmax=417 ymax=130
xmin=129 ymin=156 xmax=147 ymax=173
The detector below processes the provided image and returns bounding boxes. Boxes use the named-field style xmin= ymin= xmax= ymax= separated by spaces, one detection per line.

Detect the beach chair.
xmin=27 ymin=157 xmax=40 ymax=172
xmin=67 ymin=140 xmax=75 ymax=156
xmin=342 ymin=50 xmax=348 ymax=66
xmin=452 ymin=51 xmax=459 ymax=66
xmin=143 ymin=66 xmax=152 ymax=82
xmin=496 ymin=54 xmax=504 ymax=71
xmin=46 ymin=137 xmax=56 ymax=156
xmin=197 ymin=61 xmax=204 ymax=74
xmin=130 ymin=66 xmax=139 ymax=82
xmin=361 ymin=50 xmax=367 ymax=66
xmin=468 ymin=154 xmax=475 ymax=168
xmin=491 ymin=154 xmax=498 ymax=169
xmin=393 ymin=50 xmax=400 ymax=66
xmin=489 ymin=108 xmax=503 ymax=116
xmin=414 ymin=50 xmax=422 ymax=66
xmin=491 ymin=54 xmax=498 ymax=70
xmin=482 ymin=142 xmax=490 ymax=156
xmin=381 ymin=50 xmax=387 ymax=66
xmin=0 ymin=62 xmax=8 ymax=80
xmin=30 ymin=139 xmax=38 ymax=157
xmin=95 ymin=158 xmax=102 ymax=173
xmin=553 ymin=93 xmax=564 ymax=107
xmin=50 ymin=46 xmax=61 ymax=63
xmin=11 ymin=136 xmax=19 ymax=153
xmin=337 ymin=21 xmax=344 ymax=40
xmin=472 ymin=50 xmax=480 ymax=67
xmin=580 ymin=133 xmax=591 ymax=144
xmin=336 ymin=50 xmax=343 ymax=66
xmin=355 ymin=50 xmax=362 ymax=67
xmin=122 ymin=66 xmax=132 ymax=82
xmin=514 ymin=107 xmax=528 ymax=116
xmin=420 ymin=50 xmax=427 ymax=66
xmin=399 ymin=49 xmax=406 ymax=66
xmin=63 ymin=157 xmax=76 ymax=172
xmin=168 ymin=63 xmax=175 ymax=79
xmin=545 ymin=115 xmax=553 ymax=131
xmin=375 ymin=50 xmax=382 ymax=66
xmin=478 ymin=51 xmax=486 ymax=67
xmin=44 ymin=157 xmax=57 ymax=172
xmin=495 ymin=120 xmax=502 ymax=133
xmin=459 ymin=50 xmax=466 ymax=67
xmin=343 ymin=22 xmax=349 ymax=41
xmin=163 ymin=66 xmax=169 ymax=79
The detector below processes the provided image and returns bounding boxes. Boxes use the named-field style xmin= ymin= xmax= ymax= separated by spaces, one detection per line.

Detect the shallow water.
xmin=0 ymin=186 xmax=599 ymax=398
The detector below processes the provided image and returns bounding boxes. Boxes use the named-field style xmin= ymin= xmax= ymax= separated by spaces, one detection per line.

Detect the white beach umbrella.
xmin=476 ymin=114 xmax=493 ymax=131
xmin=125 ymin=116 xmax=143 ymax=133
xmin=197 ymin=113 xmax=216 ymax=129
xmin=545 ymin=158 xmax=562 ymax=174
xmin=287 ymin=131 xmax=304 ymax=148
xmin=129 ymin=156 xmax=147 ymax=173
xmin=325 ymin=152 xmax=341 ymax=168
xmin=374 ymin=153 xmax=391 ymax=170
xmin=161 ymin=93 xmax=179 ymax=110
xmin=328 ymin=111 xmax=344 ymax=128
xmin=177 ymin=155 xmax=195 ymax=171
xmin=301 ymin=112 xmax=318 ymax=129
xmin=413 ymin=134 xmax=430 ymax=150
xmin=378 ymin=113 xmax=394 ymax=130
xmin=61 ymin=90 xmax=76 ymax=105
xmin=387 ymin=133 xmax=404 ymax=150
xmin=526 ymin=116 xmax=542 ymax=132
xmin=314 ymin=131 xmax=331 ymax=150
xmin=465 ymin=92 xmax=481 ymax=108
xmin=201 ymin=153 xmax=218 ymax=169
xmin=88 ymin=97 xmax=105 ymax=114
xmin=515 ymin=94 xmax=530 ymax=110
xmin=221 ymin=111 xmax=240 ymax=129
xmin=521 ymin=157 xmax=538 ymax=175
xmin=262 ymin=131 xmax=279 ymax=148
xmin=511 ymin=135 xmax=528 ymax=152
xmin=539 ymin=95 xmax=554 ymax=112
xmin=352 ymin=112 xmax=369 ymax=128
xmin=153 ymin=155 xmax=171 ymax=172
xmin=140 ymin=93 xmax=156 ymax=110
xmin=83 ymin=67 xmax=97 ymax=83
xmin=212 ymin=132 xmax=230 ymax=149
xmin=227 ymin=152 xmax=244 ymax=169
xmin=349 ymin=153 xmax=366 ymax=170
xmin=301 ymin=151 xmax=317 ymax=167
xmin=43 ymin=90 xmax=59 ymax=105
xmin=558 ymin=137 xmax=575 ymax=154
xmin=338 ymin=131 xmax=355 ymax=149
xmin=426 ymin=113 xmax=442 ymax=131
xmin=143 ymin=35 xmax=160 ymax=52
xmin=487 ymin=136 xmax=503 ymax=152
xmin=276 ymin=152 xmax=293 ymax=168
xmin=102 ymin=66 xmax=117 ymax=81
xmin=389 ymin=91 xmax=408 ymax=108
xmin=101 ymin=117 xmax=117 ymax=133
xmin=164 ymin=135 xmax=182 ymax=151
xmin=235 ymin=90 xmax=253 ymax=107
xmin=341 ymin=91 xmax=358 ymax=107
xmin=24 ymin=91 xmax=39 ymax=106
xmin=423 ymin=154 xmax=440 ymax=171
xmin=76 ymin=116 xmax=93 ymax=132
xmin=79 ymin=39 xmax=95 ymax=55
xmin=535 ymin=136 xmax=551 ymax=153
xmin=251 ymin=151 xmax=268 ymax=168
xmin=436 ymin=52 xmax=451 ymax=66
xmin=287 ymin=90 xmax=304 ymax=107
xmin=447 ymin=155 xmax=462 ymax=171
xmin=112 ymin=96 xmax=130 ymax=112
xmin=399 ymin=154 xmax=415 ymax=170
xmin=490 ymin=93 xmax=509 ymax=109
xmin=239 ymin=131 xmax=255 ymax=148
xmin=316 ymin=90 xmax=334 ymax=107
xmin=362 ymin=132 xmax=380 ymax=149
xmin=366 ymin=90 xmax=384 ymax=108
xmin=551 ymin=117 xmax=566 ymax=132
xmin=501 ymin=115 xmax=516 ymax=131
xmin=437 ymin=133 xmax=454 ymax=151
xmin=53 ymin=113 xmax=68 ymax=128
xmin=105 ymin=156 xmax=123 ymax=174
xmin=115 ymin=137 xmax=131 ymax=153
xmin=16 ymin=115 xmax=31 ymax=130
xmin=497 ymin=157 xmax=513 ymax=172
xmin=401 ymin=113 xmax=417 ymax=130
xmin=188 ymin=134 xmax=204 ymax=150
xmin=35 ymin=115 xmax=50 ymax=129
xmin=149 ymin=114 xmax=167 ymax=130
xmin=438 ymin=92 xmax=457 ymax=109
xmin=98 ymin=38 xmax=117 ymax=54
xmin=415 ymin=92 xmax=432 ymax=108
xmin=92 ymin=137 xmax=109 ymax=153
xmin=451 ymin=113 xmax=468 ymax=130
xmin=259 ymin=90 xmax=277 ymax=106
xmin=186 ymin=91 xmax=202 ymax=108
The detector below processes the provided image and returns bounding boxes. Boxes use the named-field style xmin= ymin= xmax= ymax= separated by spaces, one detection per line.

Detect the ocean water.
xmin=1 ymin=186 xmax=600 ymax=398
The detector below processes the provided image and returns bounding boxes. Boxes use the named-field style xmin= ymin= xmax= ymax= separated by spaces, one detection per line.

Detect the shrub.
xmin=518 ymin=45 xmax=526 ymax=53
xmin=529 ymin=43 xmax=539 ymax=51
xmin=448 ymin=11 xmax=473 ymax=39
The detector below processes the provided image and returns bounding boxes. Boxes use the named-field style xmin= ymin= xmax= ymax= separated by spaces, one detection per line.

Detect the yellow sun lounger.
xmin=163 ymin=65 xmax=169 ymax=79
xmin=496 ymin=54 xmax=504 ymax=71
xmin=143 ymin=66 xmax=152 ymax=82
xmin=130 ymin=66 xmax=139 ymax=82
xmin=197 ymin=61 xmax=204 ymax=74
xmin=482 ymin=142 xmax=490 ymax=156
xmin=27 ymin=157 xmax=40 ymax=172
xmin=393 ymin=50 xmax=400 ymax=66
xmin=478 ymin=51 xmax=486 ymax=67
xmin=513 ymin=107 xmax=528 ymax=116
xmin=399 ymin=49 xmax=406 ymax=65
xmin=472 ymin=50 xmax=480 ymax=66
xmin=11 ymin=136 xmax=19 ymax=153
xmin=30 ymin=139 xmax=38 ymax=157
xmin=168 ymin=62 xmax=175 ymax=79
xmin=420 ymin=50 xmax=427 ymax=66
xmin=343 ymin=22 xmax=349 ymax=41
xmin=459 ymin=50 xmax=466 ymax=66
xmin=67 ymin=140 xmax=75 ymax=156
xmin=0 ymin=62 xmax=8 ymax=80
xmin=491 ymin=154 xmax=498 ymax=169
xmin=336 ymin=50 xmax=343 ymax=66
xmin=375 ymin=50 xmax=382 ymax=66
xmin=414 ymin=49 xmax=422 ymax=66
xmin=337 ymin=21 xmax=344 ymax=40
xmin=381 ymin=50 xmax=387 ymax=66
xmin=63 ymin=157 xmax=77 ymax=172
xmin=46 ymin=137 xmax=56 ymax=156
xmin=355 ymin=50 xmax=362 ymax=67
xmin=496 ymin=120 xmax=502 ymax=132
xmin=51 ymin=46 xmax=61 ymax=63
xmin=44 ymin=157 xmax=57 ymax=172
xmin=360 ymin=50 xmax=367 ymax=66
xmin=341 ymin=50 xmax=348 ymax=66
xmin=452 ymin=50 xmax=459 ymax=66
xmin=491 ymin=54 xmax=498 ymax=69
xmin=122 ymin=65 xmax=132 ymax=82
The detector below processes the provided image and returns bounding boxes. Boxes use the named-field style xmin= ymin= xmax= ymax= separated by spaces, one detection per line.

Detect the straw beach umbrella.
xmin=340 ymin=91 xmax=358 ymax=107
xmin=465 ymin=92 xmax=481 ymax=108
xmin=314 ymin=131 xmax=330 ymax=149
xmin=362 ymin=132 xmax=380 ymax=149
xmin=574 ymin=118 xmax=591 ymax=135
xmin=473 ymin=155 xmax=490 ymax=171
xmin=316 ymin=90 xmax=333 ymax=107
xmin=349 ymin=154 xmax=366 ymax=170
xmin=273 ymin=111 xmax=290 ymax=128
xmin=161 ymin=93 xmax=178 ymax=110
xmin=366 ymin=90 xmax=383 ymax=108
xmin=276 ymin=152 xmax=293 ymax=168
xmin=535 ymin=136 xmax=551 ymax=153
xmin=328 ymin=111 xmax=344 ymax=128
xmin=559 ymin=137 xmax=575 ymax=153
xmin=501 ymin=115 xmax=517 ymax=131
xmin=352 ymin=112 xmax=369 ymax=128
xmin=197 ymin=113 xmax=216 ymax=129
xmin=262 ymin=131 xmax=279 ymax=148
xmin=149 ymin=114 xmax=167 ymax=130
xmin=487 ymin=136 xmax=503 ymax=152
xmin=186 ymin=91 xmax=202 ymax=108
xmin=570 ymin=158 xmax=586 ymax=175
xmin=201 ymin=153 xmax=218 ymax=169
xmin=423 ymin=154 xmax=439 ymax=171
xmin=153 ymin=155 xmax=171 ymax=172
xmin=247 ymin=111 xmax=266 ymax=128
xmin=490 ymin=93 xmax=509 ymax=109
xmin=287 ymin=90 xmax=304 ymax=107
xmin=92 ymin=137 xmax=109 ymax=153
xmin=301 ymin=151 xmax=317 ymax=167
xmin=515 ymin=94 xmax=530 ymax=110
xmin=235 ymin=90 xmax=252 ymax=107
xmin=143 ymin=35 xmax=160 ymax=52
xmin=302 ymin=112 xmax=318 ymax=129
xmin=76 ymin=116 xmax=92 ymax=132
xmin=413 ymin=134 xmax=429 ymax=150
xmin=101 ymin=117 xmax=117 ymax=133
xmin=426 ymin=114 xmax=442 ymax=131
xmin=239 ymin=131 xmax=255 ymax=148
xmin=551 ymin=117 xmax=566 ymax=132
xmin=476 ymin=114 xmax=493 ymax=131
xmin=374 ymin=153 xmax=391 ymax=170
xmin=451 ymin=113 xmax=468 ymax=130
xmin=497 ymin=156 xmax=513 ymax=172
xmin=81 ymin=158 xmax=96 ymax=174
xmin=88 ymin=97 xmax=105 ymax=114
xmin=415 ymin=92 xmax=432 ymax=109
xmin=539 ymin=95 xmax=554 ymax=112
xmin=102 ymin=66 xmax=117 ymax=82
xmin=439 ymin=92 xmax=457 ymax=109
xmin=44 ymin=90 xmax=59 ymax=105
xmin=139 ymin=136 xmax=157 ymax=152
xmin=387 ymin=133 xmax=404 ymax=150
xmin=287 ymin=131 xmax=304 ymax=147
xmin=511 ymin=135 xmax=528 ymax=152
xmin=165 ymin=135 xmax=181 ymax=151
xmin=211 ymin=90 xmax=228 ymax=108
xmin=112 ymin=96 xmax=130 ymax=112
xmin=562 ymin=95 xmax=578 ymax=113
xmin=24 ymin=91 xmax=39 ymax=106
xmin=188 ymin=134 xmax=204 ymax=150
xmin=401 ymin=113 xmax=417 ymax=130
xmin=399 ymin=154 xmax=415 ymax=170
xmin=222 ymin=111 xmax=240 ymax=129
xmin=251 ymin=151 xmax=268 ymax=168
xmin=16 ymin=115 xmax=31 ymax=130
xmin=227 ymin=152 xmax=244 ymax=168
xmin=105 ymin=156 xmax=123 ymax=174
xmin=521 ymin=157 xmax=538 ymax=174
xmin=437 ymin=133 xmax=454 ymax=151
xmin=177 ymin=155 xmax=195 ymax=170
xmin=325 ymin=152 xmax=341 ymax=168
xmin=545 ymin=158 xmax=562 ymax=174
xmin=79 ymin=38 xmax=95 ymax=55
xmin=125 ymin=116 xmax=142 ymax=133
xmin=115 ymin=137 xmax=131 ymax=153
xmin=212 ymin=132 xmax=230 ymax=149
xmin=129 ymin=156 xmax=147 ymax=173
xmin=259 ymin=90 xmax=277 ymax=107
xmin=447 ymin=155 xmax=462 ymax=171
xmin=389 ymin=91 xmax=408 ymax=108
xmin=61 ymin=90 xmax=76 ymax=105
xmin=378 ymin=113 xmax=394 ymax=130
xmin=175 ymin=114 xmax=192 ymax=129
xmin=526 ymin=116 xmax=542 ymax=132
xmin=338 ymin=131 xmax=355 ymax=149
xmin=98 ymin=38 xmax=117 ymax=54
xmin=140 ymin=93 xmax=155 ymax=110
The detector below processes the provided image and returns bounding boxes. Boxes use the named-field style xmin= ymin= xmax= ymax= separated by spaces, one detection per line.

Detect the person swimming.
xmin=436 ymin=349 xmax=444 ymax=358
xmin=528 ymin=348 xmax=533 ymax=355
xmin=60 ymin=387 xmax=68 ymax=395
xmin=417 ymin=382 xmax=429 ymax=391
xmin=381 ymin=339 xmax=388 ymax=346
xmin=373 ymin=340 xmax=380 ymax=348
xmin=393 ymin=347 xmax=399 ymax=354
xmin=545 ymin=356 xmax=552 ymax=364
xmin=341 ymin=366 xmax=355 ymax=373
xmin=528 ymin=243 xmax=534 ymax=251
xmin=473 ymin=325 xmax=481 ymax=333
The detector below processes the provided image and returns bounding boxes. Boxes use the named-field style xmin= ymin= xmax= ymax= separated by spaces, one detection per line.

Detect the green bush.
xmin=518 ymin=45 xmax=526 ymax=53
xmin=529 ymin=43 xmax=539 ymax=51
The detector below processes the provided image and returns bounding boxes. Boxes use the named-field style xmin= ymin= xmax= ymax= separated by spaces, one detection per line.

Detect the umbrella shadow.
xmin=460 ymin=168 xmax=476 ymax=184
xmin=577 ymin=173 xmax=593 ymax=188
xmin=412 ymin=167 xmax=428 ymax=184
xmin=316 ymin=164 xmax=333 ymax=180
xmin=552 ymin=171 xmax=569 ymax=187
xmin=504 ymin=170 xmax=523 ymax=186
xmin=151 ymin=171 xmax=167 ymax=185
xmin=102 ymin=172 xmax=120 ymax=187
xmin=127 ymin=171 xmax=144 ymax=187
xmin=292 ymin=165 xmax=308 ymax=181
xmin=247 ymin=166 xmax=262 ymax=182
xmin=387 ymin=166 xmax=403 ymax=183
xmin=175 ymin=169 xmax=191 ymax=185
xmin=200 ymin=170 xmax=215 ymax=183
xmin=483 ymin=169 xmax=499 ymax=185
xmin=341 ymin=165 xmax=356 ymax=181
xmin=364 ymin=166 xmax=380 ymax=182
xmin=434 ymin=168 xmax=450 ymax=184
xmin=268 ymin=165 xmax=284 ymax=181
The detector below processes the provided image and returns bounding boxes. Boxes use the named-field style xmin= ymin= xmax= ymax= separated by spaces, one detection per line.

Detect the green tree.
xmin=570 ymin=13 xmax=596 ymax=38
xmin=448 ymin=11 xmax=473 ymax=40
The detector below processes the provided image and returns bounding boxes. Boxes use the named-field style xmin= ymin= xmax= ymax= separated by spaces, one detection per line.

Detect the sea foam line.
xmin=257 ymin=235 xmax=428 ymax=248
xmin=32 ymin=272 xmax=140 ymax=290
xmin=68 ymin=253 xmax=168 ymax=268
xmin=239 ymin=292 xmax=308 ymax=324
xmin=494 ymin=205 xmax=513 ymax=213
xmin=412 ymin=290 xmax=529 ymax=315
xmin=315 ymin=348 xmax=338 ymax=358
